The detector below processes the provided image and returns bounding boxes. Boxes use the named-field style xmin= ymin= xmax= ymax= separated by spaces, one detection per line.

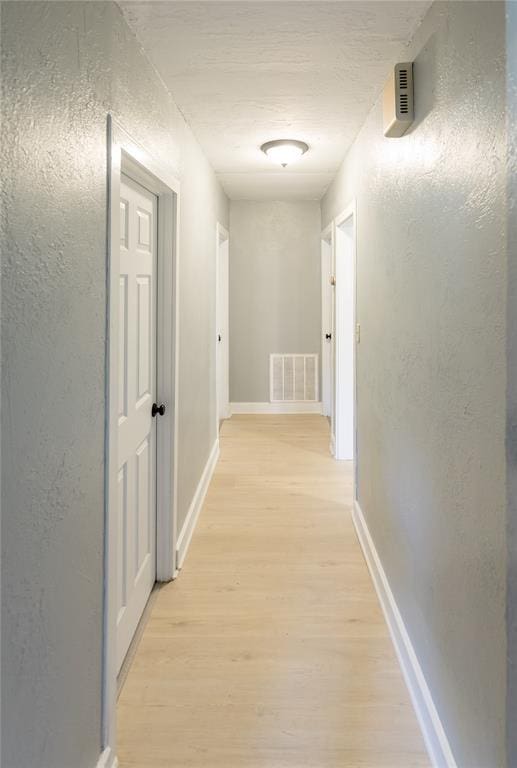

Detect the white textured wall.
xmin=229 ymin=201 xmax=321 ymax=403
xmin=321 ymin=2 xmax=507 ymax=765
xmin=177 ymin=127 xmax=229 ymax=532
xmin=0 ymin=3 xmax=227 ymax=767
xmin=507 ymin=1 xmax=517 ymax=763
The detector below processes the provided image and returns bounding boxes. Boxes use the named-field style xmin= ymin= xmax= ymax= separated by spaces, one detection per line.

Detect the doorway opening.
xmin=333 ymin=202 xmax=357 ymax=469
xmin=216 ymin=223 xmax=230 ymax=428
xmin=103 ymin=116 xmax=180 ymax=767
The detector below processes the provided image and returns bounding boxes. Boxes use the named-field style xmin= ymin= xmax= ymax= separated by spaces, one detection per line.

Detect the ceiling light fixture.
xmin=260 ymin=139 xmax=309 ymax=168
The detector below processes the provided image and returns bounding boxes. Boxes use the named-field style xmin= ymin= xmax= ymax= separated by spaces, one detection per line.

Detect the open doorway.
xmin=216 ymin=224 xmax=230 ymax=428
xmin=333 ymin=202 xmax=356 ymax=468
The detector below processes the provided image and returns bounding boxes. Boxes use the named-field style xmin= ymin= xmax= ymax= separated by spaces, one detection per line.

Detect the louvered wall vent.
xmin=383 ymin=62 xmax=414 ymax=138
xmin=270 ymin=354 xmax=318 ymax=403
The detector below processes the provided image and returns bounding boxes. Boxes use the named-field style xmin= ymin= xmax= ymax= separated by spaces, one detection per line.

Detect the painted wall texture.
xmin=229 ymin=201 xmax=321 ymax=403
xmin=507 ymin=2 xmax=517 ymax=763
xmin=0 ymin=3 xmax=228 ymax=767
xmin=321 ymin=2 xmax=507 ymax=764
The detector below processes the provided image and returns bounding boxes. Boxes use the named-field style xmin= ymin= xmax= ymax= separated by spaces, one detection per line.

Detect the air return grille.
xmin=270 ymin=354 xmax=318 ymax=403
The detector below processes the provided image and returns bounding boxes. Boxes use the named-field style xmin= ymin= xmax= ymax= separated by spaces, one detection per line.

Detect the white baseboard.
xmin=230 ymin=401 xmax=323 ymax=415
xmin=352 ymin=500 xmax=457 ymax=768
xmin=176 ymin=438 xmax=220 ymax=569
xmin=95 ymin=748 xmax=118 ymax=768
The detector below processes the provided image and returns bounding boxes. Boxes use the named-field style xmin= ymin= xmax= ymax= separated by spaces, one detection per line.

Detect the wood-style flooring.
xmin=117 ymin=415 xmax=429 ymax=768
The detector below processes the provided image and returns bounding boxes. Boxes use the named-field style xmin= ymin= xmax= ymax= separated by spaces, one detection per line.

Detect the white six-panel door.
xmin=117 ymin=174 xmax=158 ymax=672
xmin=216 ymin=230 xmax=229 ymax=423
xmin=321 ymin=235 xmax=333 ymax=420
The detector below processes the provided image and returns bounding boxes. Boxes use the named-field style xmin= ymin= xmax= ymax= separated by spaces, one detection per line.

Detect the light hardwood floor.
xmin=118 ymin=415 xmax=430 ymax=768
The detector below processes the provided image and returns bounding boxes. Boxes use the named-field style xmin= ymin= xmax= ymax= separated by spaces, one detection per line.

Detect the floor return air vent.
xmin=270 ymin=354 xmax=319 ymax=403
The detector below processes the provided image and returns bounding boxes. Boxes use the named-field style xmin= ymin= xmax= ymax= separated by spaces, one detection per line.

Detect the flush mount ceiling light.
xmin=260 ymin=139 xmax=309 ymax=167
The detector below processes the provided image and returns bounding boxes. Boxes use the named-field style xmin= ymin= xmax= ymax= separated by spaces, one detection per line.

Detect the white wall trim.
xmin=321 ymin=221 xmax=333 ymax=241
xmin=95 ymin=747 xmax=118 ymax=768
xmin=176 ymin=438 xmax=220 ymax=569
xmin=352 ymin=500 xmax=457 ymax=768
xmin=333 ymin=199 xmax=357 ymax=465
xmin=230 ymin=402 xmax=323 ymax=415
xmin=217 ymin=222 xmax=229 ymax=241
xmin=334 ymin=200 xmax=357 ymax=230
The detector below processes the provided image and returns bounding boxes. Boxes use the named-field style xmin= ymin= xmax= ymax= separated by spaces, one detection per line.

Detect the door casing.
xmin=103 ymin=115 xmax=180 ymax=766
xmin=333 ymin=201 xmax=358 ymax=485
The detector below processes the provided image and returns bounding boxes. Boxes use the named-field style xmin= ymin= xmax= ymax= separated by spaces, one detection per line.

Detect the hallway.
xmin=117 ymin=415 xmax=429 ymax=767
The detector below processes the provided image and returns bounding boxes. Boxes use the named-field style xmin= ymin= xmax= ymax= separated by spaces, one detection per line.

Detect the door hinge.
xmin=356 ymin=324 xmax=361 ymax=344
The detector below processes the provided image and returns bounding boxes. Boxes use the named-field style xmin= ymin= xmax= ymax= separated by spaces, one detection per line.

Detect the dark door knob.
xmin=152 ymin=402 xmax=166 ymax=417
xmin=325 ymin=333 xmax=332 ymax=340
xmin=218 ymin=334 xmax=222 ymax=342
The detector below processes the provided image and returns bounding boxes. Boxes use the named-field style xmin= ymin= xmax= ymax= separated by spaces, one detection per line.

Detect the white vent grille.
xmin=270 ymin=354 xmax=318 ymax=403
xmin=383 ymin=61 xmax=414 ymax=138
xmin=396 ymin=63 xmax=413 ymax=119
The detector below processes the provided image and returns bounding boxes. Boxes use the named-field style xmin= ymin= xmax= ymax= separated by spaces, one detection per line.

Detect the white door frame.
xmin=102 ymin=115 xmax=180 ymax=767
xmin=321 ymin=223 xmax=334 ymax=424
xmin=215 ymin=223 xmax=230 ymax=428
xmin=333 ymin=201 xmax=357 ymax=480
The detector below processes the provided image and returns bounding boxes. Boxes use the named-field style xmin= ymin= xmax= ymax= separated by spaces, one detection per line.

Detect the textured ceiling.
xmin=119 ymin=1 xmax=431 ymax=200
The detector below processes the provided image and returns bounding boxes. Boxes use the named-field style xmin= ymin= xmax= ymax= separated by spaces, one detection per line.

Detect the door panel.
xmin=321 ymin=239 xmax=333 ymax=419
xmin=217 ymin=235 xmax=229 ymax=423
xmin=118 ymin=276 xmax=129 ymax=424
xmin=116 ymin=174 xmax=157 ymax=673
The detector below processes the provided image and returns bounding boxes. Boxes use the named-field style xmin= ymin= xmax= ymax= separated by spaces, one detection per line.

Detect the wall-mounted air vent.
xmin=270 ymin=354 xmax=318 ymax=403
xmin=383 ymin=62 xmax=414 ymax=138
